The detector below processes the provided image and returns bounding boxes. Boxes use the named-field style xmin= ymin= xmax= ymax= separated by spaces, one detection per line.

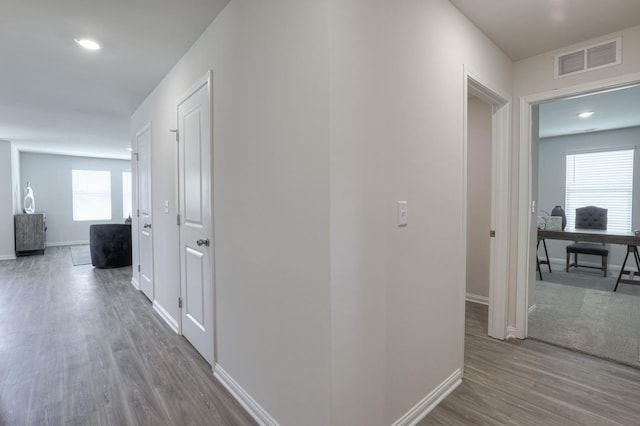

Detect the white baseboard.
xmin=392 ymin=368 xmax=462 ymax=426
xmin=152 ymin=301 xmax=179 ymax=333
xmin=528 ymin=304 xmax=537 ymax=315
xmin=47 ymin=240 xmax=89 ymax=247
xmin=506 ymin=326 xmax=518 ymax=340
xmin=0 ymin=254 xmax=17 ymax=261
xmin=465 ymin=293 xmax=489 ymax=305
xmin=214 ymin=364 xmax=279 ymax=426
xmin=130 ymin=277 xmax=140 ymax=290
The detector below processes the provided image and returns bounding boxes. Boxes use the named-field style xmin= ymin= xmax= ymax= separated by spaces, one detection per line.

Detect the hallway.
xmin=0 ymin=247 xmax=255 ymax=425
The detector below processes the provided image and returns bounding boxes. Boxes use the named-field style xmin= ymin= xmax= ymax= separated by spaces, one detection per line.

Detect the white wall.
xmin=131 ymin=2 xmax=331 ymax=425
xmin=329 ymin=1 xmax=511 ymax=424
xmin=511 ymin=24 xmax=640 ymax=327
xmin=20 ymin=152 xmax=131 ymax=245
xmin=132 ymin=0 xmax=512 ymax=424
xmin=537 ymin=126 xmax=640 ymax=268
xmin=0 ymin=140 xmax=16 ymax=259
xmin=466 ymin=97 xmax=492 ymax=300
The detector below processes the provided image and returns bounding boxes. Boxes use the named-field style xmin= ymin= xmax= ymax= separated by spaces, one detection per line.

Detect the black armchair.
xmin=566 ymin=206 xmax=608 ymax=276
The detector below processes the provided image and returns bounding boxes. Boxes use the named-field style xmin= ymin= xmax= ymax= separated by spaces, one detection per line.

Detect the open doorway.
xmin=516 ymin=74 xmax=640 ymax=363
xmin=527 ymin=84 xmax=640 ymax=367
xmin=462 ymin=69 xmax=511 ymax=344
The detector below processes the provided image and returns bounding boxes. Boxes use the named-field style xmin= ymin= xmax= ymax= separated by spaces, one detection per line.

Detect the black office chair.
xmin=566 ymin=206 xmax=608 ymax=276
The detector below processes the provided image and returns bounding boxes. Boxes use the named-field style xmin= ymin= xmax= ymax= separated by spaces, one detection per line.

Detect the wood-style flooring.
xmin=0 ymin=246 xmax=256 ymax=426
xmin=423 ymin=301 xmax=640 ymax=425
xmin=4 ymin=248 xmax=640 ymax=425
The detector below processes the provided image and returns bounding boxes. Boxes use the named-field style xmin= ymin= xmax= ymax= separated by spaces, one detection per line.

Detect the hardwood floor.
xmin=423 ymin=302 xmax=640 ymax=425
xmin=0 ymin=246 xmax=256 ymax=426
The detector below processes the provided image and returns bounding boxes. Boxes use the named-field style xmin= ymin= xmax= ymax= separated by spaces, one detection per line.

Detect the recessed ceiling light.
xmin=577 ymin=111 xmax=594 ymax=118
xmin=74 ymin=38 xmax=101 ymax=50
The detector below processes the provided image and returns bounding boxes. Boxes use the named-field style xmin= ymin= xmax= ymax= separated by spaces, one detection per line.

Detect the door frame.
xmin=462 ymin=65 xmax=512 ymax=348
xmin=133 ymin=121 xmax=153 ymax=295
xmin=175 ymin=70 xmax=216 ymax=364
xmin=515 ymin=72 xmax=640 ymax=338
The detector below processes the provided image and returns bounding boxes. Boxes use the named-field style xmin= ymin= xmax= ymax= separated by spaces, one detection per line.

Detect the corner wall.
xmin=329 ymin=1 xmax=512 ymax=424
xmin=131 ymin=2 xmax=331 ymax=425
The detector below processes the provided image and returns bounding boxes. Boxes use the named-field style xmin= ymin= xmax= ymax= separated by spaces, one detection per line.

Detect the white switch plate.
xmin=163 ymin=200 xmax=169 ymax=214
xmin=397 ymin=201 xmax=408 ymax=226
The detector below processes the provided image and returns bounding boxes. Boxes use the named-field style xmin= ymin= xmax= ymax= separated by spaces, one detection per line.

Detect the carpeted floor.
xmin=529 ymin=267 xmax=640 ymax=368
xmin=69 ymin=244 xmax=92 ymax=266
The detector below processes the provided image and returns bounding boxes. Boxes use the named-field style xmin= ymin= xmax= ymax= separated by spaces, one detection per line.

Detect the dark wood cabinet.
xmin=15 ymin=213 xmax=46 ymax=255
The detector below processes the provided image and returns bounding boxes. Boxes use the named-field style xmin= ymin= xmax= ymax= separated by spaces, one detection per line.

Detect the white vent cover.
xmin=555 ymin=38 xmax=621 ymax=78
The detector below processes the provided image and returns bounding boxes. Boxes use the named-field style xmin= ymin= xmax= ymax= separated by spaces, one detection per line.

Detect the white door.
xmin=177 ymin=72 xmax=214 ymax=365
xmin=137 ymin=123 xmax=154 ymax=300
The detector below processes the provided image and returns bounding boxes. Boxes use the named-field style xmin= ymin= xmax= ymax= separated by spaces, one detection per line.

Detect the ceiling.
xmin=539 ymin=84 xmax=640 ymax=139
xmin=2 ymin=1 xmax=640 ymax=160
xmin=448 ymin=0 xmax=640 ymax=61
xmin=0 ymin=0 xmax=229 ymax=160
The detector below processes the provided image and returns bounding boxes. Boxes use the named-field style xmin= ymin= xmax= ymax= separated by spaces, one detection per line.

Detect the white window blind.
xmin=565 ymin=149 xmax=634 ymax=232
xmin=72 ymin=170 xmax=112 ymax=221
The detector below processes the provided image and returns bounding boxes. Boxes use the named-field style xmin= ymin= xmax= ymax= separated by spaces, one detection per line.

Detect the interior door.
xmin=177 ymin=72 xmax=214 ymax=365
xmin=137 ymin=123 xmax=154 ymax=300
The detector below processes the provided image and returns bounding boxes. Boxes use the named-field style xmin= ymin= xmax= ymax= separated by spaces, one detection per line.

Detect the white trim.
xmin=516 ymin=72 xmax=640 ymax=340
xmin=153 ymin=301 xmax=179 ymax=333
xmin=392 ymin=369 xmax=462 ymax=426
xmin=464 ymin=65 xmax=512 ymax=343
xmin=506 ymin=326 xmax=517 ymax=340
xmin=47 ymin=240 xmax=89 ymax=247
xmin=130 ymin=277 xmax=140 ymax=290
xmin=0 ymin=254 xmax=17 ymax=261
xmin=528 ymin=304 xmax=537 ymax=315
xmin=465 ymin=293 xmax=489 ymax=305
xmin=214 ymin=364 xmax=278 ymax=426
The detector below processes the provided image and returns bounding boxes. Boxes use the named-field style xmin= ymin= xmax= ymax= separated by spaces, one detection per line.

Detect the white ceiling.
xmin=3 ymin=1 xmax=640 ymax=159
xmin=448 ymin=0 xmax=640 ymax=61
xmin=539 ymin=84 xmax=640 ymax=139
xmin=0 ymin=0 xmax=229 ymax=160
xmin=453 ymin=0 xmax=640 ymax=137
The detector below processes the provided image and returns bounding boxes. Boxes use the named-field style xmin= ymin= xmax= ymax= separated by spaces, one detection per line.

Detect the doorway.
xmin=516 ymin=72 xmax=640 ymax=344
xmin=524 ymin=83 xmax=640 ymax=366
xmin=462 ymin=68 xmax=511 ymax=345
xmin=136 ymin=122 xmax=154 ymax=300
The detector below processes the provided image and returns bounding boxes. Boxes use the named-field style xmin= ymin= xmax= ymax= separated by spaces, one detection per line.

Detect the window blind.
xmin=72 ymin=169 xmax=112 ymax=221
xmin=565 ymin=149 xmax=634 ymax=232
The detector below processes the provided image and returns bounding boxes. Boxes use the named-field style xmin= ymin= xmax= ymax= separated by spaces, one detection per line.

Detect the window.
xmin=122 ymin=171 xmax=132 ymax=220
xmin=565 ymin=149 xmax=634 ymax=232
xmin=72 ymin=170 xmax=112 ymax=221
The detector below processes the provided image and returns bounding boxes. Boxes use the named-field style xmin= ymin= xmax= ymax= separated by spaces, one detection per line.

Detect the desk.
xmin=538 ymin=228 xmax=640 ymax=290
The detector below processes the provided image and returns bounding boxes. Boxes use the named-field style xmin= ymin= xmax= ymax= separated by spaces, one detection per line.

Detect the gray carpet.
xmin=69 ymin=244 xmax=91 ymax=266
xmin=529 ymin=268 xmax=640 ymax=368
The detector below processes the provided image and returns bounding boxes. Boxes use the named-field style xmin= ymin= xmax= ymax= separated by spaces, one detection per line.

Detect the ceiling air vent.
xmin=555 ymin=38 xmax=621 ymax=79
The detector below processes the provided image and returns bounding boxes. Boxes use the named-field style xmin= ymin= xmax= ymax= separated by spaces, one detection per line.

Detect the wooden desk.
xmin=537 ymin=228 xmax=640 ymax=290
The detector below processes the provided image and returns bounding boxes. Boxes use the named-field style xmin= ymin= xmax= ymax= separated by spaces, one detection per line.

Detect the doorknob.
xmin=196 ymin=238 xmax=210 ymax=247
xmin=143 ymin=223 xmax=152 ymax=229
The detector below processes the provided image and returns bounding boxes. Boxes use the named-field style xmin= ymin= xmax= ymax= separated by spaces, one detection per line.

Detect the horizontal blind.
xmin=72 ymin=169 xmax=112 ymax=221
xmin=565 ymin=149 xmax=634 ymax=232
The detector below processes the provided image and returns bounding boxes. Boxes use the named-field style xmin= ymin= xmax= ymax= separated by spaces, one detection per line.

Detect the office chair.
xmin=566 ymin=206 xmax=608 ymax=276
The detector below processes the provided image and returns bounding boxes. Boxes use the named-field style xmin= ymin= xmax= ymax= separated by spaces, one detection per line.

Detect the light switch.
xmin=163 ymin=200 xmax=169 ymax=214
xmin=397 ymin=201 xmax=408 ymax=227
